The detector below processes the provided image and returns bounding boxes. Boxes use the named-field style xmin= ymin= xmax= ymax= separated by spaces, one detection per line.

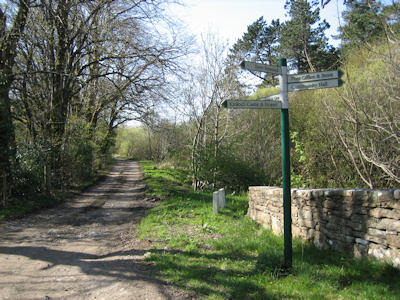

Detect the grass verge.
xmin=138 ymin=161 xmax=400 ymax=300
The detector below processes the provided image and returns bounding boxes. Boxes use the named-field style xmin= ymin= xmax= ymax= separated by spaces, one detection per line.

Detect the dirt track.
xmin=0 ymin=160 xmax=192 ymax=300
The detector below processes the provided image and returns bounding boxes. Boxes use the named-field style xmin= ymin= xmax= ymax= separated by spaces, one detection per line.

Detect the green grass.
xmin=138 ymin=161 xmax=400 ymax=300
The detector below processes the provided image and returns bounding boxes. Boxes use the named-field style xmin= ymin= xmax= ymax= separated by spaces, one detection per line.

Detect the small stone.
xmin=311 ymin=189 xmax=324 ymax=198
xmin=314 ymin=239 xmax=325 ymax=249
xmin=368 ymin=244 xmax=385 ymax=260
xmin=394 ymin=258 xmax=400 ymax=268
xmin=299 ymin=218 xmax=316 ymax=228
xmin=353 ymin=189 xmax=369 ymax=200
xmin=364 ymin=234 xmax=385 ymax=245
xmin=324 ymin=189 xmax=343 ymax=198
xmin=323 ymin=200 xmax=337 ymax=209
xmin=386 ymin=235 xmax=400 ymax=248
xmin=369 ymin=208 xmax=399 ymax=219
xmin=296 ymin=190 xmax=311 ymax=198
xmin=342 ymin=189 xmax=355 ymax=197
xmin=372 ymin=190 xmax=393 ymax=202
xmin=375 ymin=218 xmax=400 ymax=231
xmin=352 ymin=230 xmax=364 ymax=238
xmin=299 ymin=209 xmax=313 ymax=220
xmin=355 ymin=238 xmax=369 ymax=245
xmin=307 ymin=229 xmax=316 ymax=240
xmin=349 ymin=221 xmax=364 ymax=232
xmin=345 ymin=235 xmax=354 ymax=243
xmin=353 ymin=243 xmax=368 ymax=258
xmin=271 ymin=216 xmax=282 ymax=235
xmin=386 ymin=230 xmax=397 ymax=235
xmin=367 ymin=228 xmax=386 ymax=237
xmin=292 ymin=225 xmax=301 ymax=238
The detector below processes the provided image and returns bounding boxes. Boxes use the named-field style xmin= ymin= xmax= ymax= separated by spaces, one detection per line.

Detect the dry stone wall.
xmin=248 ymin=187 xmax=400 ymax=267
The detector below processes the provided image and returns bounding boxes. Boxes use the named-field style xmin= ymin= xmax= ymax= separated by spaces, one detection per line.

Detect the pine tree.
xmin=339 ymin=0 xmax=399 ymax=50
xmin=229 ymin=17 xmax=281 ymax=65
xmin=280 ymin=0 xmax=339 ymax=72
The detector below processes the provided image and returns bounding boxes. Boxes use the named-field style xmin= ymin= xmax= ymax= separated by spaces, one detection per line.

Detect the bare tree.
xmin=181 ymin=34 xmax=242 ymax=190
xmin=0 ymin=0 xmax=32 ymax=203
xmin=324 ymin=35 xmax=400 ymax=188
xmin=10 ymin=0 xmax=191 ymax=189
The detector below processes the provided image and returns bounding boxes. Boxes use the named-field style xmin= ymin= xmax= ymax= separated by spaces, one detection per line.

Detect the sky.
xmin=131 ymin=1 xmax=348 ymax=126
xmin=170 ymin=0 xmax=346 ymax=47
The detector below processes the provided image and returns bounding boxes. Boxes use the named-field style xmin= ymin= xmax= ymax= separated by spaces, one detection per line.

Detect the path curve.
xmin=0 ymin=159 xmax=192 ymax=300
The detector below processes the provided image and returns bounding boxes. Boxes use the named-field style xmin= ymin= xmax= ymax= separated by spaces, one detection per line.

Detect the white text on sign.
xmin=223 ymin=100 xmax=282 ymax=109
xmin=288 ymin=70 xmax=339 ymax=83
xmin=288 ymin=79 xmax=340 ymax=92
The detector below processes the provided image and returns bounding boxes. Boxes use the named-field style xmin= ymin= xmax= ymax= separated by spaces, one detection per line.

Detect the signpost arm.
xmin=279 ymin=57 xmax=292 ymax=269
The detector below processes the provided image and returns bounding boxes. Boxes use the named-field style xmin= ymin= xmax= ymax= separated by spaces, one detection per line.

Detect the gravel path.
xmin=0 ymin=160 xmax=192 ymax=300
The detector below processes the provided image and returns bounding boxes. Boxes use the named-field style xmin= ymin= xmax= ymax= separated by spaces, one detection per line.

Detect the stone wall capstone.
xmin=247 ymin=187 xmax=400 ymax=267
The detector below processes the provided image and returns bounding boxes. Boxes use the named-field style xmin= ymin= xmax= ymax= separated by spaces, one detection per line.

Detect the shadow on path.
xmin=0 ymin=160 xmax=192 ymax=300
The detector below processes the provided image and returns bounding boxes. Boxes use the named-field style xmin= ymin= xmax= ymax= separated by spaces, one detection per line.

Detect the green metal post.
xmin=279 ymin=57 xmax=292 ymax=269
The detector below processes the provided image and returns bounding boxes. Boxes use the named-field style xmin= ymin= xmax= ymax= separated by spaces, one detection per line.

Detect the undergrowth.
xmin=0 ymin=167 xmax=110 ymax=220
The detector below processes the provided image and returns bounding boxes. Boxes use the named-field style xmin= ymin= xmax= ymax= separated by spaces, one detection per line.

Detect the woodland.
xmin=1 ymin=0 xmax=399 ymax=209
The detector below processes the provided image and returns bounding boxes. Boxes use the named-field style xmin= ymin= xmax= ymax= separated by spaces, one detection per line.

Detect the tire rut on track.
xmin=0 ymin=159 xmax=193 ymax=300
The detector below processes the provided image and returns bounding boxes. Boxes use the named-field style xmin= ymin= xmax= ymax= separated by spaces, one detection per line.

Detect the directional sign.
xmin=288 ymin=79 xmax=341 ymax=92
xmin=259 ymin=94 xmax=282 ymax=101
xmin=288 ymin=70 xmax=339 ymax=83
xmin=223 ymin=59 xmax=345 ymax=271
xmin=240 ymin=61 xmax=280 ymax=74
xmin=224 ymin=58 xmax=293 ymax=269
xmin=222 ymin=100 xmax=282 ymax=109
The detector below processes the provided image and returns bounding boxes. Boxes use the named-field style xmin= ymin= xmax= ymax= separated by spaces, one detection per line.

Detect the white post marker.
xmin=213 ymin=191 xmax=219 ymax=213
xmin=218 ymin=188 xmax=225 ymax=208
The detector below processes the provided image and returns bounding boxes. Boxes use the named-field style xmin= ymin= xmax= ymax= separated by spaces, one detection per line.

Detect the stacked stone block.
xmin=248 ymin=187 xmax=400 ymax=267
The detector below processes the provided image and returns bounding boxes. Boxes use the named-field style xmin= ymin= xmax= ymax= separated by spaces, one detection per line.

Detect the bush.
xmin=216 ymin=153 xmax=265 ymax=191
xmin=193 ymin=144 xmax=265 ymax=191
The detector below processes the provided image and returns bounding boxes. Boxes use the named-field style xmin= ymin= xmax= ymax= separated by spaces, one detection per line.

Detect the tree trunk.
xmin=0 ymin=1 xmax=30 ymax=201
xmin=0 ymin=84 xmax=14 ymax=203
xmin=212 ymin=106 xmax=221 ymax=187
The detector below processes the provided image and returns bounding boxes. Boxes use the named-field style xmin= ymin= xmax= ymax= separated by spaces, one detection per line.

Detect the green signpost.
xmin=224 ymin=58 xmax=343 ymax=270
xmin=278 ymin=58 xmax=292 ymax=269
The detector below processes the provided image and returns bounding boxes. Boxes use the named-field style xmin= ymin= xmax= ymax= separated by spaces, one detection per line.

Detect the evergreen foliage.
xmin=229 ymin=0 xmax=340 ymax=76
xmin=281 ymin=0 xmax=339 ymax=71
xmin=340 ymin=0 xmax=386 ymax=48
xmin=229 ymin=17 xmax=282 ymax=66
